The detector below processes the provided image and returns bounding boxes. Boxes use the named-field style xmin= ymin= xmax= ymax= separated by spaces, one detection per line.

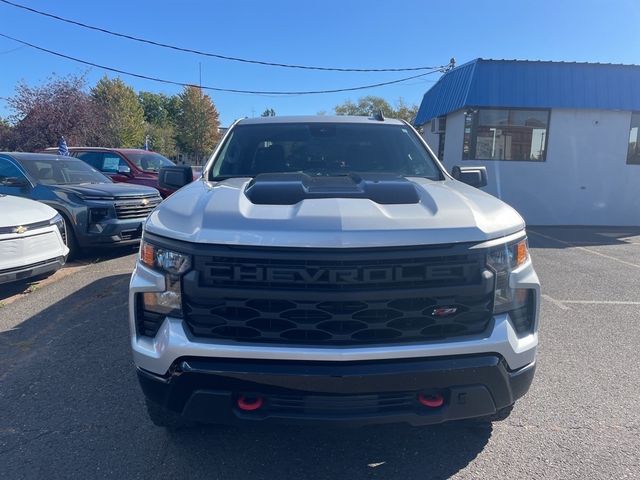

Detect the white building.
xmin=415 ymin=59 xmax=640 ymax=226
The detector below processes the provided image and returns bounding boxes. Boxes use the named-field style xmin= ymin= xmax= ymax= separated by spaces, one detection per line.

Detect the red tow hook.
xmin=237 ymin=395 xmax=264 ymax=411
xmin=418 ymin=392 xmax=444 ymax=408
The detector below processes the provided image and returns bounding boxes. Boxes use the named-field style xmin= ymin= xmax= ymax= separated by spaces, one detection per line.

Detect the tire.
xmin=144 ymin=398 xmax=196 ymax=430
xmin=60 ymin=215 xmax=79 ymax=260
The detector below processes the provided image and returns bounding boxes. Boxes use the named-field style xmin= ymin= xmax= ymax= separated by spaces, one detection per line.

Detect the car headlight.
xmin=89 ymin=207 xmax=111 ymax=224
xmin=487 ymin=238 xmax=535 ymax=335
xmin=140 ymin=239 xmax=191 ymax=275
xmin=138 ymin=239 xmax=191 ymax=322
xmin=49 ymin=213 xmax=66 ymax=238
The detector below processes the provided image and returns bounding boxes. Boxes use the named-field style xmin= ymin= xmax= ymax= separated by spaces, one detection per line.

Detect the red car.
xmin=45 ymin=147 xmax=185 ymax=198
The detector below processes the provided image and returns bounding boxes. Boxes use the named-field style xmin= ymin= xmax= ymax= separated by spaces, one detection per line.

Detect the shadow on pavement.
xmin=0 ymin=273 xmax=492 ymax=479
xmin=162 ymin=422 xmax=492 ymax=479
xmin=0 ymin=244 xmax=137 ymax=302
xmin=528 ymin=226 xmax=640 ymax=249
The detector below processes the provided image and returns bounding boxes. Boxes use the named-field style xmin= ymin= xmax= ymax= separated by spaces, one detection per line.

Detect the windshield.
xmin=210 ymin=123 xmax=442 ymax=180
xmin=20 ymin=158 xmax=112 ymax=185
xmin=127 ymin=152 xmax=175 ymax=172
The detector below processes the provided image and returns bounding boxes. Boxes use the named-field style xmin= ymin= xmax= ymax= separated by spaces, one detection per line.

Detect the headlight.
xmin=487 ymin=238 xmax=535 ymax=335
xmin=49 ymin=213 xmax=65 ymax=239
xmin=140 ymin=239 xmax=191 ymax=275
xmin=142 ymin=276 xmax=183 ymax=317
xmin=89 ymin=207 xmax=111 ymax=224
xmin=138 ymin=239 xmax=192 ymax=324
xmin=487 ymin=238 xmax=529 ymax=273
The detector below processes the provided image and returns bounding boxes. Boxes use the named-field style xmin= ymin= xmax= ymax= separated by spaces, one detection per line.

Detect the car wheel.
xmin=144 ymin=398 xmax=196 ymax=430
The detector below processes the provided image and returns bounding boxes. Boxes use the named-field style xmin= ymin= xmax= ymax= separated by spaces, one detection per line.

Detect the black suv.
xmin=0 ymin=152 xmax=162 ymax=256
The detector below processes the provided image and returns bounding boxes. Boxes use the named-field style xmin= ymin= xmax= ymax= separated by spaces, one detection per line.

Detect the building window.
xmin=429 ymin=116 xmax=446 ymax=160
xmin=463 ymin=108 xmax=550 ymax=161
xmin=627 ymin=113 xmax=640 ymax=165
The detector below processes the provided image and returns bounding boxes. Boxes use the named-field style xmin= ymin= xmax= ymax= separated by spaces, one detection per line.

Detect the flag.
xmin=58 ymin=136 xmax=69 ymax=156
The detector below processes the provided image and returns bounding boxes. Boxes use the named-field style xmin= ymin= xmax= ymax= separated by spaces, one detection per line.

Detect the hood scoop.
xmin=244 ymin=172 xmax=420 ymax=205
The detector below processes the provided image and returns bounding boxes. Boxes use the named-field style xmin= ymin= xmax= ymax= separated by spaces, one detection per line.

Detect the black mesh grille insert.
xmin=184 ymin=293 xmax=493 ymax=345
xmin=268 ymin=392 xmax=417 ymax=416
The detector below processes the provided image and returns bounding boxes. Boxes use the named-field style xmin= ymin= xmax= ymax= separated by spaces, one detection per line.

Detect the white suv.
xmin=130 ymin=115 xmax=540 ymax=428
xmin=0 ymin=195 xmax=69 ymax=284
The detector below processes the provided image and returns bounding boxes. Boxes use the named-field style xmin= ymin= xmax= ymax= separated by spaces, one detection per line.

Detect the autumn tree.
xmin=334 ymin=96 xmax=419 ymax=123
xmin=6 ymin=74 xmax=103 ymax=151
xmin=91 ymin=76 xmax=145 ymax=148
xmin=175 ymin=86 xmax=221 ymax=161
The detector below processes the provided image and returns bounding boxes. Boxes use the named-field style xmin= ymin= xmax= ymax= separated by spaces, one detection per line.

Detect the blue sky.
xmin=1 ymin=0 xmax=639 ymax=126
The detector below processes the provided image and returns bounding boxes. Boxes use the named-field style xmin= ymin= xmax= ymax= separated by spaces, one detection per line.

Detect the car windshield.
xmin=209 ymin=123 xmax=442 ymax=180
xmin=20 ymin=158 xmax=112 ymax=185
xmin=127 ymin=152 xmax=175 ymax=172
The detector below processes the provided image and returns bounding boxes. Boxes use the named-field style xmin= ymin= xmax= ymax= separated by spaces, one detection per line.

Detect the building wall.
xmin=423 ymin=108 xmax=640 ymax=226
xmin=421 ymin=120 xmax=439 ymax=156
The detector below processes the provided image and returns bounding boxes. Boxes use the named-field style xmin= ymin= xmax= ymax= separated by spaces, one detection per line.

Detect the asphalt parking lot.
xmin=1 ymin=227 xmax=639 ymax=479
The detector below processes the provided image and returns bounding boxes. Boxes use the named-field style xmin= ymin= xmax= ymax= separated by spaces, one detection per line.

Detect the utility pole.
xmin=198 ymin=62 xmax=203 ymax=166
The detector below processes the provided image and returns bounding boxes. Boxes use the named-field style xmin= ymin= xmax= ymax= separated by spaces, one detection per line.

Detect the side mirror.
xmin=451 ymin=166 xmax=487 ymax=188
xmin=0 ymin=176 xmax=30 ymax=188
xmin=158 ymin=166 xmax=193 ymax=191
xmin=117 ymin=164 xmax=132 ymax=176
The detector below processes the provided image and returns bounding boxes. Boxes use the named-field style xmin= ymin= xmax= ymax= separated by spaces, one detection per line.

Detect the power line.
xmin=0 ymin=32 xmax=447 ymax=95
xmin=0 ymin=0 xmax=442 ymax=73
xmin=0 ymin=45 xmax=24 ymax=54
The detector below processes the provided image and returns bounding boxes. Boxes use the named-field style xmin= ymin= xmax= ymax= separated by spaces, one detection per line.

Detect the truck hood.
xmin=145 ymin=177 xmax=525 ymax=247
xmin=50 ymin=182 xmax=160 ymax=199
xmin=0 ymin=194 xmax=57 ymax=227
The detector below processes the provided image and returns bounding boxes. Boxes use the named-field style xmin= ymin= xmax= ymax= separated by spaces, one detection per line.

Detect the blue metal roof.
xmin=414 ymin=58 xmax=640 ymax=125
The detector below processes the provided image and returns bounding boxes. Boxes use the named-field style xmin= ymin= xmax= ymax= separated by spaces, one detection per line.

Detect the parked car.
xmin=43 ymin=147 xmax=181 ymax=198
xmin=0 ymin=152 xmax=162 ymax=257
xmin=0 ymin=194 xmax=68 ymax=284
xmin=129 ymin=115 xmax=540 ymax=429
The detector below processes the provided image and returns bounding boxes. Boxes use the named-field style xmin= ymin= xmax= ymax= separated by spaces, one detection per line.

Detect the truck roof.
xmin=237 ymin=115 xmax=406 ymax=125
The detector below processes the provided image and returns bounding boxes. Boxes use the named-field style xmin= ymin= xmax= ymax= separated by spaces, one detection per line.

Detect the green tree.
xmin=91 ymin=76 xmax=145 ymax=147
xmin=0 ymin=118 xmax=13 ymax=149
xmin=138 ymin=91 xmax=180 ymax=126
xmin=175 ymin=86 xmax=221 ymax=161
xmin=334 ymin=96 xmax=419 ymax=123
xmin=144 ymin=122 xmax=177 ymax=157
xmin=261 ymin=108 xmax=276 ymax=117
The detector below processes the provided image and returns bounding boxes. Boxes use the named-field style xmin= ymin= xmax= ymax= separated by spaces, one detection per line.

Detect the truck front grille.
xmin=184 ymin=293 xmax=493 ymax=345
xmin=114 ymin=195 xmax=161 ymax=219
xmin=182 ymin=245 xmax=494 ymax=346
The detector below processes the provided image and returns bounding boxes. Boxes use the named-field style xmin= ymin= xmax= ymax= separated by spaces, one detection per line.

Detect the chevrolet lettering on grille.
xmin=206 ymin=264 xmax=466 ymax=285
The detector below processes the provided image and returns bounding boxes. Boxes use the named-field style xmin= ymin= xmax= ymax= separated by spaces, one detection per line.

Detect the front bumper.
xmin=129 ymin=259 xmax=540 ymax=375
xmin=76 ymin=218 xmax=144 ymax=248
xmin=0 ymin=256 xmax=66 ymax=284
xmin=138 ymin=355 xmax=535 ymax=426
